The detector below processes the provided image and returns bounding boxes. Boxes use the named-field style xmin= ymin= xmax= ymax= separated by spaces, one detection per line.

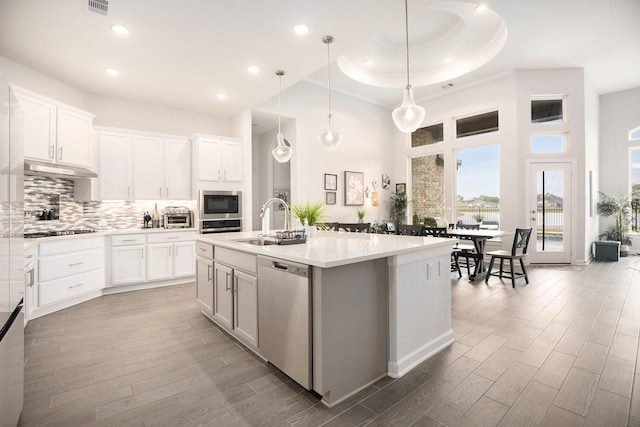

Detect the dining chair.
xmin=334 ymin=222 xmax=371 ymax=233
xmin=485 ymin=227 xmax=532 ymax=288
xmin=421 ymin=226 xmax=448 ymax=237
xmin=396 ymin=224 xmax=425 ymax=236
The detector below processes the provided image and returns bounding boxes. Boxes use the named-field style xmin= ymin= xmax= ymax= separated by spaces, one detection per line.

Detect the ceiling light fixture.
xmin=216 ymin=93 xmax=227 ymax=100
xmin=105 ymin=67 xmax=120 ymax=76
xmin=293 ymin=23 xmax=310 ymax=35
xmin=248 ymin=65 xmax=261 ymax=74
xmin=476 ymin=4 xmax=488 ymax=12
xmin=111 ymin=24 xmax=129 ymax=35
xmin=272 ymin=70 xmax=292 ymax=163
xmin=363 ymin=59 xmax=374 ymax=67
xmin=392 ymin=0 xmax=426 ymax=133
xmin=443 ymin=56 xmax=453 ymax=63
xmin=317 ymin=35 xmax=343 ymax=151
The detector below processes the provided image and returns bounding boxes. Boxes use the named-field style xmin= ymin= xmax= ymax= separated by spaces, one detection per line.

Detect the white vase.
xmin=306 ymin=225 xmax=317 ymax=238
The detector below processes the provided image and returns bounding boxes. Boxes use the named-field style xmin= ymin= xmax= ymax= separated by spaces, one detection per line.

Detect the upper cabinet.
xmin=12 ymin=86 xmax=94 ymax=168
xmin=191 ymin=134 xmax=243 ymax=195
xmin=97 ymin=128 xmax=191 ymax=201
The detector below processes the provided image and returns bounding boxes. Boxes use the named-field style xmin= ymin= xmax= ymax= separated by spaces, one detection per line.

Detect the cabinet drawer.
xmin=39 ymin=248 xmax=104 ymax=282
xmin=111 ymin=234 xmax=145 ymax=246
xmin=215 ymin=246 xmax=257 ymax=274
xmin=147 ymin=232 xmax=195 ymax=244
xmin=39 ymin=269 xmax=104 ymax=306
xmin=196 ymin=241 xmax=213 ymax=260
xmin=39 ymin=236 xmax=103 ymax=256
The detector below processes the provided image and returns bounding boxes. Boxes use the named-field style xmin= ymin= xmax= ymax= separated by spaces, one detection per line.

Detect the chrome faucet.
xmin=260 ymin=198 xmax=290 ymax=231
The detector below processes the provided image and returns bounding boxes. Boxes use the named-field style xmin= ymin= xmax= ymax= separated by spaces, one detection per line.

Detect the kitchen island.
xmin=196 ymin=230 xmax=455 ymax=407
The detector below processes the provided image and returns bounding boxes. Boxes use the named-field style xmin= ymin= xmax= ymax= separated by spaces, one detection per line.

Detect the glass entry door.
xmin=529 ymin=162 xmax=572 ymax=264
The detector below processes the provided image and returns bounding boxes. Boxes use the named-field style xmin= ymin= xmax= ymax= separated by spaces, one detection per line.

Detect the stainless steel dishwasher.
xmin=257 ymin=255 xmax=312 ymax=389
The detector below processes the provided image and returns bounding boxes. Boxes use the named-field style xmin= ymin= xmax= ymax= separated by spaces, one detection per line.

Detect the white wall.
xmin=85 ymin=94 xmax=232 ymax=137
xmin=254 ymin=80 xmax=395 ymax=225
xmin=584 ymin=76 xmax=600 ymax=260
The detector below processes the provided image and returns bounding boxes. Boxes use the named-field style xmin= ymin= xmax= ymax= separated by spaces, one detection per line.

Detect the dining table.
xmin=446 ymin=228 xmax=508 ymax=281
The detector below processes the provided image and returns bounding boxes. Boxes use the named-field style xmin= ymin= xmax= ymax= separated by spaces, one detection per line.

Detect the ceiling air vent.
xmin=88 ymin=0 xmax=108 ymax=15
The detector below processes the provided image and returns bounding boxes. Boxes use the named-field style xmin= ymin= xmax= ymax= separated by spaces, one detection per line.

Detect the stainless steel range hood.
xmin=24 ymin=160 xmax=97 ymax=179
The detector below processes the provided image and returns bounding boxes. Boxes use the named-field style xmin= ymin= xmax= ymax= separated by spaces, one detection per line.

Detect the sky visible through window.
xmin=632 ymin=148 xmax=640 ymax=187
xmin=456 ymin=145 xmax=499 ymax=199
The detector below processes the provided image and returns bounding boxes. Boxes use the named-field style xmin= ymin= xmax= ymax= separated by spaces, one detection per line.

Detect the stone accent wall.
xmin=24 ymin=176 xmax=194 ymax=233
xmin=411 ymin=155 xmax=444 ymax=221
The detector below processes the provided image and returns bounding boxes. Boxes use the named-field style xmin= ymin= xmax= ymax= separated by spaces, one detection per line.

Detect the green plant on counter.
xmin=356 ymin=208 xmax=366 ymax=222
xmin=291 ymin=201 xmax=327 ymax=226
xmin=472 ymin=213 xmax=484 ymax=223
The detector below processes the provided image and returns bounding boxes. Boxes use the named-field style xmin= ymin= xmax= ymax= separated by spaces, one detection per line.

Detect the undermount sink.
xmin=233 ymin=238 xmax=278 ymax=246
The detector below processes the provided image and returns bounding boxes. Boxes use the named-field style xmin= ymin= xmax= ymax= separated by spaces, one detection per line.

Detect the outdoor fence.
xmin=456 ymin=206 xmax=565 ymax=231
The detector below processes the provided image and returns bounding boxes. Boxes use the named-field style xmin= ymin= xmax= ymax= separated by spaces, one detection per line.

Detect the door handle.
xmin=49 ymin=145 xmax=55 ymax=159
xmin=207 ymin=264 xmax=212 ymax=281
xmin=59 ymin=146 xmax=63 ymax=159
xmin=226 ymin=273 xmax=231 ymax=291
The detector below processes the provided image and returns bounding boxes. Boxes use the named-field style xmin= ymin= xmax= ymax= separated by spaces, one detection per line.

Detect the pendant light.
xmin=272 ymin=70 xmax=292 ymax=163
xmin=317 ymin=35 xmax=343 ymax=150
xmin=392 ymin=0 xmax=426 ymax=133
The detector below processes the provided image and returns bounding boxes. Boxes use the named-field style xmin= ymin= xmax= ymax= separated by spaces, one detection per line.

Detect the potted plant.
xmin=597 ymin=192 xmax=633 ymax=256
xmin=472 ymin=213 xmax=484 ymax=224
xmin=291 ymin=201 xmax=328 ymax=236
xmin=356 ymin=208 xmax=366 ymax=223
xmin=390 ymin=191 xmax=409 ymax=225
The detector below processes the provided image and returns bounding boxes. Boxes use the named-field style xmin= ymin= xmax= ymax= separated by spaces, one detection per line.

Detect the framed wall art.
xmin=324 ymin=173 xmax=338 ymax=191
xmin=326 ymin=191 xmax=337 ymax=205
xmin=344 ymin=171 xmax=364 ymax=206
xmin=396 ymin=183 xmax=406 ymax=194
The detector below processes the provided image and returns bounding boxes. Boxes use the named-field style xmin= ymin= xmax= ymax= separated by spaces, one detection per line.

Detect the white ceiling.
xmin=1 ymin=0 xmax=639 ymax=120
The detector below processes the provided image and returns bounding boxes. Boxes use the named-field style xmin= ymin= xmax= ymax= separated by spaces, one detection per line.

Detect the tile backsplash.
xmin=24 ymin=176 xmax=194 ymax=233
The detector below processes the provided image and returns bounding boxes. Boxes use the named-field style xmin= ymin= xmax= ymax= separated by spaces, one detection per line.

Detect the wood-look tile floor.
xmin=20 ymin=256 xmax=640 ymax=426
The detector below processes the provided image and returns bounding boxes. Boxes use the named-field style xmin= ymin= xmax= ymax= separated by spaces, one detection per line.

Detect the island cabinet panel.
xmin=196 ymin=255 xmax=214 ymax=317
xmin=213 ymin=262 xmax=234 ymax=330
xmin=312 ymin=258 xmax=388 ymax=406
xmin=233 ymin=270 xmax=258 ymax=349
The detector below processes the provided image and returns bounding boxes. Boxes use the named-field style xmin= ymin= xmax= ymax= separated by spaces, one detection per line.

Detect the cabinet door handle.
xmin=168 ymin=236 xmax=180 ymax=239
xmin=218 ymin=170 xmax=221 ymax=180
xmin=141 ymin=249 xmax=144 ymax=259
xmin=225 ymin=273 xmax=231 ymax=291
xmin=68 ymin=261 xmax=84 ymax=267
xmin=59 ymin=146 xmax=63 ymax=159
xmin=207 ymin=264 xmax=212 ymax=281
xmin=127 ymin=186 xmax=131 ymax=198
xmin=49 ymin=145 xmax=55 ymax=159
xmin=224 ymin=170 xmax=226 ymax=180
xmin=166 ymin=187 xmax=169 ymax=198
xmin=122 ymin=239 xmax=137 ymax=242
xmin=159 ymin=187 xmax=163 ymax=197
xmin=68 ymin=283 xmax=84 ymax=289
xmin=175 ymin=246 xmax=179 ymax=256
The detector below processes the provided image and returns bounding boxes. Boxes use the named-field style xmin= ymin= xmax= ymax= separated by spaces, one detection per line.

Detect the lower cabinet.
xmin=110 ymin=231 xmax=195 ymax=287
xmin=209 ymin=246 xmax=259 ymax=350
xmin=196 ymin=255 xmax=214 ymax=317
xmin=37 ymin=237 xmax=105 ymax=307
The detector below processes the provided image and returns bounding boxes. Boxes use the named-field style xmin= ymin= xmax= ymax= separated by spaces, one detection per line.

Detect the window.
xmin=531 ymin=134 xmax=565 ymax=153
xmin=456 ymin=145 xmax=500 ymax=226
xmin=411 ymin=154 xmax=444 ymax=223
xmin=412 ymin=123 xmax=443 ymax=147
xmin=630 ymin=126 xmax=640 ymax=140
xmin=456 ymin=111 xmax=498 ymax=138
xmin=632 ymin=148 xmax=640 ymax=232
xmin=531 ymin=99 xmax=564 ymax=123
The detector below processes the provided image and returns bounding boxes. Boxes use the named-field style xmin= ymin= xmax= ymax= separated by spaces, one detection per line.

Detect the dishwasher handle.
xmin=272 ymin=261 xmax=289 ymax=271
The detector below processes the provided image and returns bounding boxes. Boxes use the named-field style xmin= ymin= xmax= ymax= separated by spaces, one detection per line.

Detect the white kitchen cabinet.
xmin=146 ymin=232 xmax=195 ymax=281
xmin=13 ymin=86 xmax=93 ymax=168
xmin=213 ymin=262 xmax=234 ymax=330
xmin=196 ymin=241 xmax=214 ymax=317
xmin=110 ymin=234 xmax=146 ymax=286
xmin=37 ymin=237 xmax=105 ymax=307
xmin=233 ymin=270 xmax=258 ymax=349
xmin=193 ymin=135 xmax=243 ymax=185
xmin=165 ymin=138 xmax=191 ymax=199
xmin=99 ymin=131 xmax=131 ymax=199
xmin=210 ymin=246 xmax=258 ymax=350
xmin=24 ymin=245 xmax=37 ymax=321
xmin=97 ymin=128 xmax=190 ymax=201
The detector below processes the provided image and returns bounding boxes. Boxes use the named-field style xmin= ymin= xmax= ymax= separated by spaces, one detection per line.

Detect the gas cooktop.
xmin=24 ymin=229 xmax=97 ymax=239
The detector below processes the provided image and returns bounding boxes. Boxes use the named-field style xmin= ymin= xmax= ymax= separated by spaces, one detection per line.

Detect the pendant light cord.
xmin=278 ymin=72 xmax=282 ymax=134
xmin=404 ymin=0 xmax=410 ymax=87
xmin=327 ymin=40 xmax=332 ymax=116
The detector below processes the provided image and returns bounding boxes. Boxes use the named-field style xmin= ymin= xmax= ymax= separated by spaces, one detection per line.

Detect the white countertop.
xmin=197 ymin=230 xmax=455 ymax=268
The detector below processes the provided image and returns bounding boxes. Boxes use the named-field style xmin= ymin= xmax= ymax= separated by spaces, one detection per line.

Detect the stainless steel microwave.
xmin=199 ymin=190 xmax=242 ymax=220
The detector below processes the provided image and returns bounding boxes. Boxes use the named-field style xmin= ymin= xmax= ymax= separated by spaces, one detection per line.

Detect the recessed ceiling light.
xmin=111 ymin=24 xmax=130 ymax=35
xmin=293 ymin=23 xmax=310 ymax=35
xmin=363 ymin=59 xmax=374 ymax=67
xmin=216 ymin=93 xmax=227 ymax=100
xmin=247 ymin=65 xmax=261 ymax=74
xmin=105 ymin=68 xmax=120 ymax=77
xmin=475 ymin=4 xmax=488 ymax=12
xmin=443 ymin=56 xmax=453 ymax=63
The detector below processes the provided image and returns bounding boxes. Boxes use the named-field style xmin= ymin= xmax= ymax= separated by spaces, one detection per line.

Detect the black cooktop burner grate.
xmin=24 ymin=229 xmax=97 ymax=238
